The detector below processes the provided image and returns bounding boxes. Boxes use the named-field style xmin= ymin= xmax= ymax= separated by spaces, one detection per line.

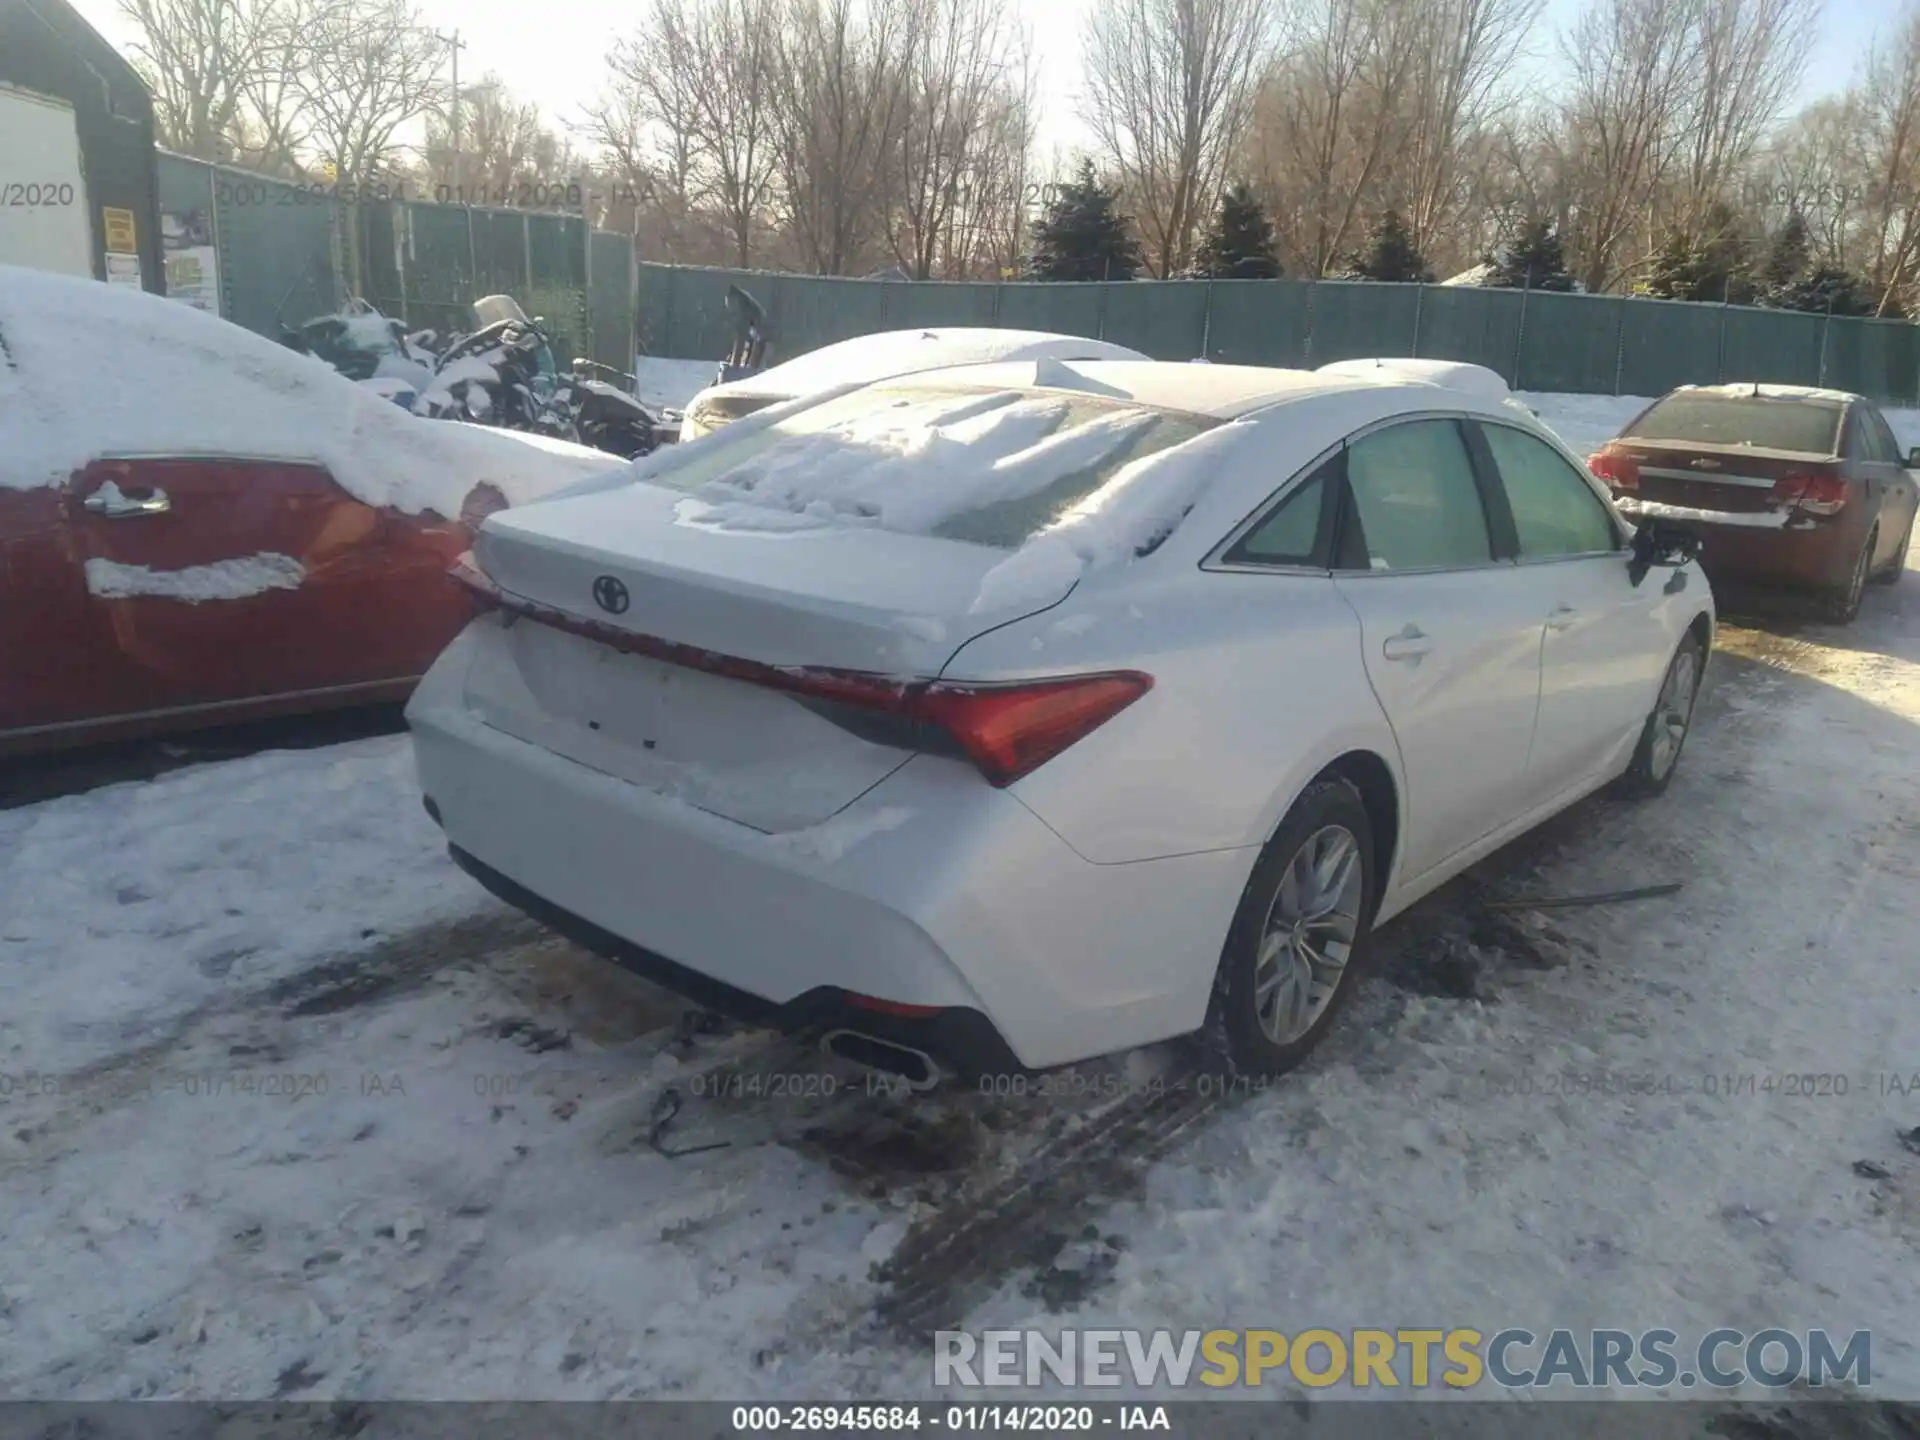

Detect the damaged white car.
xmin=409 ymin=359 xmax=1715 ymax=1082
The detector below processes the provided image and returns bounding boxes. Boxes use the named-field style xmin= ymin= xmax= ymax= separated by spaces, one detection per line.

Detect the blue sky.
xmin=65 ymin=0 xmax=1907 ymax=166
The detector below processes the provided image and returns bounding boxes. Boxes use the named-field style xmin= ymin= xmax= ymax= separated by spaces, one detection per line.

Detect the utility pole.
xmin=436 ymin=29 xmax=466 ymax=197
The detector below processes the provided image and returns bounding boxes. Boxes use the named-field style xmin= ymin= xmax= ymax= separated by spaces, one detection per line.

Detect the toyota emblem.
xmin=592 ymin=575 xmax=630 ymax=614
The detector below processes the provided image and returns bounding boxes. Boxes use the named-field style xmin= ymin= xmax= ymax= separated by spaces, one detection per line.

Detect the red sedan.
xmin=1587 ymin=383 xmax=1918 ymax=623
xmin=0 ymin=267 xmax=618 ymax=757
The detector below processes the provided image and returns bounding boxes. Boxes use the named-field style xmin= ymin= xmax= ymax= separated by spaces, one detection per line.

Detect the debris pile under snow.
xmin=0 ymin=266 xmax=617 ymax=517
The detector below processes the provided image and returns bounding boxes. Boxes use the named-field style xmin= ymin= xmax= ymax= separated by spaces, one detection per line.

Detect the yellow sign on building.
xmin=102 ymin=207 xmax=138 ymax=254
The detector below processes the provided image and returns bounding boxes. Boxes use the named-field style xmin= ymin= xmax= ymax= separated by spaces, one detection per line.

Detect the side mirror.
xmin=1627 ymin=519 xmax=1701 ymax=587
xmin=1906 ymin=447 xmax=1920 ymax=469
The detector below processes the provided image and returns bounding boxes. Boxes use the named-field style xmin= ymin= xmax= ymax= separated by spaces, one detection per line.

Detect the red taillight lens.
xmin=449 ymin=550 xmax=502 ymax=611
xmin=913 ymin=673 xmax=1153 ymax=787
xmin=845 ymin=992 xmax=944 ymax=1018
xmin=1772 ymin=472 xmax=1849 ymax=515
xmin=1588 ymin=451 xmax=1639 ymax=491
xmin=482 ymin=580 xmax=1151 ymax=787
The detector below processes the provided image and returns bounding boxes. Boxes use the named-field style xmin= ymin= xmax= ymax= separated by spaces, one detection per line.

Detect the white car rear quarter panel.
xmin=953 ymin=571 xmax=1398 ymax=870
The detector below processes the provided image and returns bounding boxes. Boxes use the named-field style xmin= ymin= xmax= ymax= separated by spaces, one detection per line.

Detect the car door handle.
xmin=84 ymin=486 xmax=171 ymax=518
xmin=1382 ymin=625 xmax=1432 ymax=662
xmin=1546 ymin=605 xmax=1578 ymax=631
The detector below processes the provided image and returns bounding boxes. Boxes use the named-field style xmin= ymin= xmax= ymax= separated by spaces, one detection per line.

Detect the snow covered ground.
xmin=2 ymin=374 xmax=1918 ymax=1404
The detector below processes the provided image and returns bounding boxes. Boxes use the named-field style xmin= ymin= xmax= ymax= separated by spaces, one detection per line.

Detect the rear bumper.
xmin=445 ymin=843 xmax=1023 ymax=1078
xmin=1619 ymin=502 xmax=1856 ymax=590
xmin=407 ymin=631 xmax=1248 ymax=1071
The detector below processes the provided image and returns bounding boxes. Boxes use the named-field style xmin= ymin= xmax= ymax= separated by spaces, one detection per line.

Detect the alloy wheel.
xmin=1253 ymin=824 xmax=1364 ymax=1045
xmin=1648 ymin=646 xmax=1699 ymax=781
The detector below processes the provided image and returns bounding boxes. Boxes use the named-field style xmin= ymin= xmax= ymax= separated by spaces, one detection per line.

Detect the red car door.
xmin=63 ymin=456 xmax=477 ymax=718
xmin=0 ymin=486 xmax=154 ymax=745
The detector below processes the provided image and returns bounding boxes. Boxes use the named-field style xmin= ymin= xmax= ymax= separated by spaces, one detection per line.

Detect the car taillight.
xmin=472 ymin=578 xmax=1152 ymax=788
xmin=449 ymin=550 xmax=502 ymax=611
xmin=1772 ymin=472 xmax=1849 ymax=515
xmin=913 ymin=674 xmax=1153 ymax=787
xmin=1588 ymin=451 xmax=1639 ymax=491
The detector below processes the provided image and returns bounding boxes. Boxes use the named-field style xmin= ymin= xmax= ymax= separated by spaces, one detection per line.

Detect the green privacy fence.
xmin=154 ymin=152 xmax=637 ymax=374
xmin=150 ymin=149 xmax=1920 ymax=404
xmin=636 ymin=262 xmax=1920 ymax=404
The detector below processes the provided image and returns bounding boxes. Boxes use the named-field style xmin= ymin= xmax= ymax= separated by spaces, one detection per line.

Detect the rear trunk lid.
xmin=1608 ymin=440 xmax=1829 ymax=518
xmin=468 ymin=489 xmax=1062 ymax=832
xmin=461 ymin=381 xmax=1210 ymax=832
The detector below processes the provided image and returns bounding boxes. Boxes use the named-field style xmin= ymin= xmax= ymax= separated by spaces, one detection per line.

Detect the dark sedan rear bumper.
xmin=1619 ymin=505 xmax=1860 ymax=593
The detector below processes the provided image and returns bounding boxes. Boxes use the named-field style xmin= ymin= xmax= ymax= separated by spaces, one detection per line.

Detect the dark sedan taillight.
xmin=1772 ymin=472 xmax=1849 ymax=516
xmin=1588 ymin=450 xmax=1639 ymax=491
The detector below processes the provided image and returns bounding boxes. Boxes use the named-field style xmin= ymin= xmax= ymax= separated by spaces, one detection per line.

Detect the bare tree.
xmin=1081 ymin=0 xmax=1275 ymax=276
xmin=885 ymin=0 xmax=1019 ymax=277
xmin=1246 ymin=0 xmax=1419 ymax=275
xmin=423 ymin=76 xmax=566 ymax=192
xmin=120 ymin=0 xmax=269 ymax=158
xmin=770 ymin=0 xmax=917 ymax=274
xmin=230 ymin=0 xmax=328 ymax=175
xmin=295 ymin=0 xmax=446 ymax=183
xmin=1672 ymin=0 xmax=1821 ymax=224
xmin=1554 ymin=0 xmax=1702 ymax=292
xmin=1395 ymin=0 xmax=1540 ymax=256
xmin=584 ymin=29 xmax=703 ymax=256
xmin=1853 ymin=3 xmax=1920 ymax=314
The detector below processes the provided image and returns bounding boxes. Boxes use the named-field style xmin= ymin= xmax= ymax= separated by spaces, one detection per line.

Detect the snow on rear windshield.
xmin=1624 ymin=394 xmax=1843 ymax=454
xmin=656 ymin=385 xmax=1214 ymax=548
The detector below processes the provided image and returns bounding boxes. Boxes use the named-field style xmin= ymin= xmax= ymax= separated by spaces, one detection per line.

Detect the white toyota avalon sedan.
xmin=408 ymin=359 xmax=1712 ymax=1084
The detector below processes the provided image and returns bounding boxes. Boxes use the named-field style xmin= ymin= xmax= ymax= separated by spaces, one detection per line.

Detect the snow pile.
xmin=969 ymin=423 xmax=1247 ymax=614
xmin=673 ymin=392 xmax=1152 ymax=536
xmin=84 ymin=554 xmax=307 ymax=602
xmin=0 ymin=266 xmax=618 ymax=517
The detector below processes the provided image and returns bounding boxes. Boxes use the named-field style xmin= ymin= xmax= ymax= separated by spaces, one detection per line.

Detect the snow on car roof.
xmin=715 ymin=327 xmax=1149 ymax=396
xmin=1675 ymin=382 xmax=1858 ymax=404
xmin=880 ymin=358 xmax=1512 ymax=420
xmin=0 ymin=265 xmax=617 ymax=515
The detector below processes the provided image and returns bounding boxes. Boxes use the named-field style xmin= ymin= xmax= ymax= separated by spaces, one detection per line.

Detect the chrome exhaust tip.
xmin=821 ymin=1029 xmax=942 ymax=1091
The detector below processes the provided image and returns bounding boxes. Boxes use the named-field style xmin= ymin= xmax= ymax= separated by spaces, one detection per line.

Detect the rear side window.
xmin=1342 ymin=420 xmax=1493 ymax=572
xmin=1481 ymin=424 xmax=1619 ymax=558
xmin=1623 ymin=394 xmax=1843 ymax=455
xmin=1222 ymin=460 xmax=1335 ymax=567
xmin=1863 ymin=406 xmax=1903 ymax=464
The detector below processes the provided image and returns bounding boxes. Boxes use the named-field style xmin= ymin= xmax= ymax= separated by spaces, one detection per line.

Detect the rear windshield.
xmin=1622 ymin=394 xmax=1843 ymax=455
xmin=653 ymin=384 xmax=1214 ymax=549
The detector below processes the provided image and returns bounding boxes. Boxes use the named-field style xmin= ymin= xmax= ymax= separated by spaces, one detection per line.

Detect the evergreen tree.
xmin=1189 ymin=181 xmax=1282 ymax=279
xmin=1774 ymin=265 xmax=1882 ymax=317
xmin=1027 ymin=159 xmax=1144 ymax=282
xmin=1644 ymin=204 xmax=1755 ymax=303
xmin=1759 ymin=211 xmax=1812 ymax=301
xmin=1484 ymin=216 xmax=1577 ymax=291
xmin=1340 ymin=209 xmax=1433 ymax=283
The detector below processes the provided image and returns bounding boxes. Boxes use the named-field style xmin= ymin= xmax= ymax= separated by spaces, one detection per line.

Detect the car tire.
xmin=1613 ymin=632 xmax=1705 ymax=800
xmin=1821 ymin=527 xmax=1876 ymax=622
xmin=1198 ymin=776 xmax=1378 ymax=1080
xmin=1871 ymin=514 xmax=1912 ymax=585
